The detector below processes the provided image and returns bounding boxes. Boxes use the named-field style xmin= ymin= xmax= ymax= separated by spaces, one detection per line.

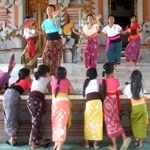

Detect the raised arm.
xmin=72 ymin=28 xmax=85 ymax=36
xmin=96 ymin=14 xmax=102 ymax=27
xmin=53 ymin=10 xmax=60 ymax=28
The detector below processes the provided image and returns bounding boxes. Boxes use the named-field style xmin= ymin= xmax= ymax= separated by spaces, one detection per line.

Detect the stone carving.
xmin=78 ymin=5 xmax=89 ymax=43
xmin=1 ymin=0 xmax=22 ymax=8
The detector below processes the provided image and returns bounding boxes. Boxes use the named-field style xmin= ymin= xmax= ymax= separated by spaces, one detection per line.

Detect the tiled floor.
xmin=0 ymin=142 xmax=150 ymax=150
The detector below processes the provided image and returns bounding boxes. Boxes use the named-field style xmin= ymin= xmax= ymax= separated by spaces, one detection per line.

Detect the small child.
xmin=123 ymin=70 xmax=148 ymax=148
xmin=3 ymin=68 xmax=31 ymax=146
xmin=99 ymin=62 xmax=131 ymax=150
xmin=27 ymin=64 xmax=51 ymax=149
xmin=82 ymin=68 xmax=103 ymax=149
xmin=51 ymin=67 xmax=74 ymax=150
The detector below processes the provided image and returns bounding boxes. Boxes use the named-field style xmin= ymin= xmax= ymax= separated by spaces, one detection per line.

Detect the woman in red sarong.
xmin=125 ymin=15 xmax=142 ymax=67
xmin=99 ymin=62 xmax=131 ymax=150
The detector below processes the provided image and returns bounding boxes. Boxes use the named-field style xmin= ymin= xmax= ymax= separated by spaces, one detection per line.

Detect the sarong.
xmin=104 ymin=96 xmax=124 ymax=137
xmin=84 ymin=37 xmax=99 ymax=68
xmin=2 ymin=89 xmax=20 ymax=137
xmin=84 ymin=92 xmax=103 ymax=140
xmin=125 ymin=37 xmax=140 ymax=61
xmin=0 ymin=71 xmax=10 ymax=89
xmin=106 ymin=40 xmax=122 ymax=64
xmin=27 ymin=91 xmax=44 ymax=142
xmin=51 ymin=93 xmax=70 ymax=142
xmin=42 ymin=39 xmax=63 ymax=74
xmin=131 ymin=97 xmax=148 ymax=138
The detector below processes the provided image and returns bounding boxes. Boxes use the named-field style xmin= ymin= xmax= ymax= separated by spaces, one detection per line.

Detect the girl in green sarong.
xmin=123 ymin=70 xmax=148 ymax=148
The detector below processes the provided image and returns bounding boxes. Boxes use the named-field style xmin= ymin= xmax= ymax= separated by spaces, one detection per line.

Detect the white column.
xmin=137 ymin=0 xmax=143 ymax=24
xmin=103 ymin=0 xmax=108 ymax=25
xmin=148 ymin=0 xmax=150 ymax=21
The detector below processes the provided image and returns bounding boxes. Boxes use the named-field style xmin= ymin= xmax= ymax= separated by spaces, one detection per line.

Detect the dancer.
xmin=14 ymin=16 xmax=43 ymax=74
xmin=27 ymin=64 xmax=51 ymax=149
xmin=125 ymin=15 xmax=141 ymax=67
xmin=123 ymin=70 xmax=148 ymax=148
xmin=72 ymin=13 xmax=102 ymax=68
xmin=99 ymin=62 xmax=131 ymax=150
xmin=41 ymin=4 xmax=63 ymax=75
xmin=51 ymin=67 xmax=74 ymax=150
xmin=82 ymin=68 xmax=103 ymax=149
xmin=2 ymin=68 xmax=31 ymax=146
xmin=98 ymin=15 xmax=124 ymax=67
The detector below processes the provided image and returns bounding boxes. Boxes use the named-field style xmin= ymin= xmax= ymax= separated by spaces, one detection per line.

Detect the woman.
xmin=99 ymin=62 xmax=131 ymax=150
xmin=41 ymin=4 xmax=63 ymax=75
xmin=125 ymin=15 xmax=141 ymax=67
xmin=98 ymin=15 xmax=124 ymax=67
xmin=72 ymin=14 xmax=102 ymax=69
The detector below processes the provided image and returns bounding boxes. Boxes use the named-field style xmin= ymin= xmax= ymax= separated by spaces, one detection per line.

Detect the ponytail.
xmin=34 ymin=71 xmax=40 ymax=80
xmin=99 ymin=70 xmax=107 ymax=102
xmin=83 ymin=78 xmax=90 ymax=97
xmin=55 ymin=78 xmax=61 ymax=98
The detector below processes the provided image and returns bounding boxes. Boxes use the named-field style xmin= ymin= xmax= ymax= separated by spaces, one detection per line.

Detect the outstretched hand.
xmin=96 ymin=14 xmax=102 ymax=20
xmin=53 ymin=10 xmax=59 ymax=18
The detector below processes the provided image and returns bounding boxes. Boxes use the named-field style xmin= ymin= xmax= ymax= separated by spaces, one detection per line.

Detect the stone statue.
xmin=78 ymin=5 xmax=89 ymax=43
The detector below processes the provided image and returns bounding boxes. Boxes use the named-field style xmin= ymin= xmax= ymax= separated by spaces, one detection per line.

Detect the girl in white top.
xmin=98 ymin=14 xmax=124 ymax=68
xmin=72 ymin=14 xmax=102 ymax=69
xmin=82 ymin=68 xmax=103 ymax=149
xmin=27 ymin=64 xmax=51 ymax=149
xmin=123 ymin=70 xmax=148 ymax=148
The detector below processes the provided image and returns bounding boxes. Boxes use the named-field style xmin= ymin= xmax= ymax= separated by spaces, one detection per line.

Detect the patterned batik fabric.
xmin=51 ymin=100 xmax=70 ymax=142
xmin=21 ymin=45 xmax=38 ymax=69
xmin=84 ymin=99 xmax=103 ymax=140
xmin=106 ymin=41 xmax=122 ymax=64
xmin=125 ymin=37 xmax=140 ymax=61
xmin=103 ymin=96 xmax=125 ymax=138
xmin=27 ymin=96 xmax=43 ymax=143
xmin=84 ymin=37 xmax=99 ymax=68
xmin=42 ymin=39 xmax=63 ymax=74
xmin=2 ymin=89 xmax=20 ymax=137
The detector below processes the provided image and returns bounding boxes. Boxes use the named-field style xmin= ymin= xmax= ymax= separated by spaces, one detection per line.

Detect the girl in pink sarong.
xmin=51 ymin=67 xmax=74 ymax=150
xmin=99 ymin=62 xmax=131 ymax=150
xmin=125 ymin=15 xmax=141 ymax=67
xmin=72 ymin=14 xmax=102 ymax=69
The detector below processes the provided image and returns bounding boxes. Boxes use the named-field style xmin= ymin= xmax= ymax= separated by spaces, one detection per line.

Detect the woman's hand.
xmin=96 ymin=14 xmax=102 ymax=20
xmin=53 ymin=10 xmax=59 ymax=18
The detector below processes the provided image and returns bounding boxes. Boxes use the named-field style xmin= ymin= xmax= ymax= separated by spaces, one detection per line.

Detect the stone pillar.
xmin=103 ymin=0 xmax=108 ymax=25
xmin=148 ymin=0 xmax=150 ymax=21
xmin=137 ymin=0 xmax=143 ymax=24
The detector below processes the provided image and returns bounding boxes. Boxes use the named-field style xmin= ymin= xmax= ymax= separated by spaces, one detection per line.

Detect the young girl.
xmin=99 ymin=62 xmax=131 ymax=150
xmin=14 ymin=16 xmax=43 ymax=73
xmin=123 ymin=70 xmax=148 ymax=148
xmin=2 ymin=68 xmax=32 ymax=146
xmin=27 ymin=64 xmax=51 ymax=149
xmin=98 ymin=15 xmax=124 ymax=67
xmin=72 ymin=13 xmax=102 ymax=69
xmin=41 ymin=4 xmax=63 ymax=75
xmin=125 ymin=15 xmax=141 ymax=67
xmin=51 ymin=67 xmax=74 ymax=150
xmin=82 ymin=68 xmax=103 ymax=149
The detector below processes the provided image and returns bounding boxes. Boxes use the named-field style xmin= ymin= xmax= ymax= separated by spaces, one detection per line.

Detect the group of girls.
xmin=73 ymin=13 xmax=141 ymax=69
xmin=2 ymin=64 xmax=74 ymax=150
xmin=83 ymin=63 xmax=148 ymax=150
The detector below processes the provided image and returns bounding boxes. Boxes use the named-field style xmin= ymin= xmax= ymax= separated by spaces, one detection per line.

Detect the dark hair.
xmin=48 ymin=4 xmax=56 ymax=11
xmin=130 ymin=70 xmax=143 ymax=100
xmin=82 ymin=68 xmax=97 ymax=97
xmin=87 ymin=14 xmax=94 ymax=19
xmin=34 ymin=65 xmax=50 ymax=80
xmin=130 ymin=14 xmax=136 ymax=20
xmin=55 ymin=67 xmax=67 ymax=97
xmin=108 ymin=14 xmax=115 ymax=19
xmin=15 ymin=68 xmax=30 ymax=84
xmin=99 ymin=63 xmax=114 ymax=101
xmin=24 ymin=16 xmax=32 ymax=21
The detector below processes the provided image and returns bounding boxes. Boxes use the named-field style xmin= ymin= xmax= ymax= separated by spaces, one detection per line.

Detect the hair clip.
xmin=103 ymin=69 xmax=106 ymax=72
xmin=86 ymin=76 xmax=90 ymax=79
